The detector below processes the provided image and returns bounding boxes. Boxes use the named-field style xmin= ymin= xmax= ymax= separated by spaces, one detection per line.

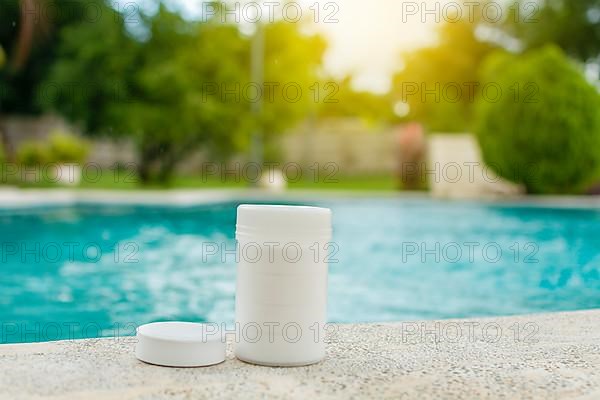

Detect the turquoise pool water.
xmin=1 ymin=198 xmax=599 ymax=343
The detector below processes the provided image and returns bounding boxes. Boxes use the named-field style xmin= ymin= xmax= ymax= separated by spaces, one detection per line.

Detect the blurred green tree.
xmin=41 ymin=4 xmax=246 ymax=182
xmin=42 ymin=2 xmax=328 ymax=182
xmin=258 ymin=21 xmax=326 ymax=162
xmin=475 ymin=45 xmax=600 ymax=194
xmin=317 ymin=77 xmax=397 ymax=124
xmin=392 ymin=18 xmax=500 ymax=132
xmin=126 ymin=7 xmax=251 ymax=182
xmin=502 ymin=0 xmax=600 ymax=62
xmin=0 ymin=0 xmax=112 ymax=157
xmin=0 ymin=0 xmax=107 ymax=113
xmin=37 ymin=0 xmax=137 ymax=136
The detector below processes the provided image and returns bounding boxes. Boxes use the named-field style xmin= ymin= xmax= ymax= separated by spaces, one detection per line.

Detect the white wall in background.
xmin=427 ymin=134 xmax=524 ymax=199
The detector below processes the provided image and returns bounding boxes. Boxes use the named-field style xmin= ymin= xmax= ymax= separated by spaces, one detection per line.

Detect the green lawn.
xmin=3 ymin=166 xmax=401 ymax=191
xmin=76 ymin=171 xmax=400 ymax=191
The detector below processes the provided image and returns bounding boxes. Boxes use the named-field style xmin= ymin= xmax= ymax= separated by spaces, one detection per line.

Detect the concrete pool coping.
xmin=0 ymin=187 xmax=599 ymax=209
xmin=1 ymin=309 xmax=600 ymax=399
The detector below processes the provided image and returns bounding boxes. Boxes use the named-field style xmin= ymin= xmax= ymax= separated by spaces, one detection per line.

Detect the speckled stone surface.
xmin=1 ymin=310 xmax=600 ymax=399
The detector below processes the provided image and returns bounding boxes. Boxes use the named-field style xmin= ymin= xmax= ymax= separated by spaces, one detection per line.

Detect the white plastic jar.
xmin=234 ymin=204 xmax=332 ymax=366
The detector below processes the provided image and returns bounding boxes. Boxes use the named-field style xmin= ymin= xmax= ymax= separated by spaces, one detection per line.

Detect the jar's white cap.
xmin=236 ymin=204 xmax=332 ymax=240
xmin=135 ymin=322 xmax=225 ymax=367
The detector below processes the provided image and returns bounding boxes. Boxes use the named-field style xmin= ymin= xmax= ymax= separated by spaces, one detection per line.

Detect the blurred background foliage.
xmin=0 ymin=0 xmax=599 ymax=192
xmin=392 ymin=17 xmax=500 ymax=132
xmin=391 ymin=0 xmax=600 ymax=193
xmin=502 ymin=0 xmax=600 ymax=62
xmin=0 ymin=1 xmax=332 ymax=181
xmin=476 ymin=45 xmax=600 ymax=194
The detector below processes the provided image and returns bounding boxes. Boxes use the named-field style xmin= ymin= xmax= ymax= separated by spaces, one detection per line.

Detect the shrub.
xmin=48 ymin=130 xmax=90 ymax=164
xmin=16 ymin=142 xmax=52 ymax=167
xmin=475 ymin=45 xmax=600 ymax=194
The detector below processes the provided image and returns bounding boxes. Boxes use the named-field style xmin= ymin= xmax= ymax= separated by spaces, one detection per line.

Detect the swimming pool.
xmin=1 ymin=198 xmax=599 ymax=343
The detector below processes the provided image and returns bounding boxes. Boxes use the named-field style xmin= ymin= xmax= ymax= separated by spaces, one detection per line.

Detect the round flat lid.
xmin=135 ymin=322 xmax=225 ymax=367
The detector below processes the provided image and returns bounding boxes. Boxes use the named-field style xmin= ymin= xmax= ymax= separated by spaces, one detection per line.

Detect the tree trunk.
xmin=0 ymin=116 xmax=14 ymax=162
xmin=137 ymin=141 xmax=161 ymax=184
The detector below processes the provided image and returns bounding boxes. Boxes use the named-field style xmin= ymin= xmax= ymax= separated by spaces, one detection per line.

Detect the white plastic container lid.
xmin=135 ymin=322 xmax=225 ymax=367
xmin=236 ymin=204 xmax=332 ymax=241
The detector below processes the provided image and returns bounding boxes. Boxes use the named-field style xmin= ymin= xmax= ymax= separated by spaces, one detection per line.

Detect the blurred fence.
xmin=1 ymin=115 xmax=401 ymax=175
xmin=281 ymin=118 xmax=398 ymax=175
